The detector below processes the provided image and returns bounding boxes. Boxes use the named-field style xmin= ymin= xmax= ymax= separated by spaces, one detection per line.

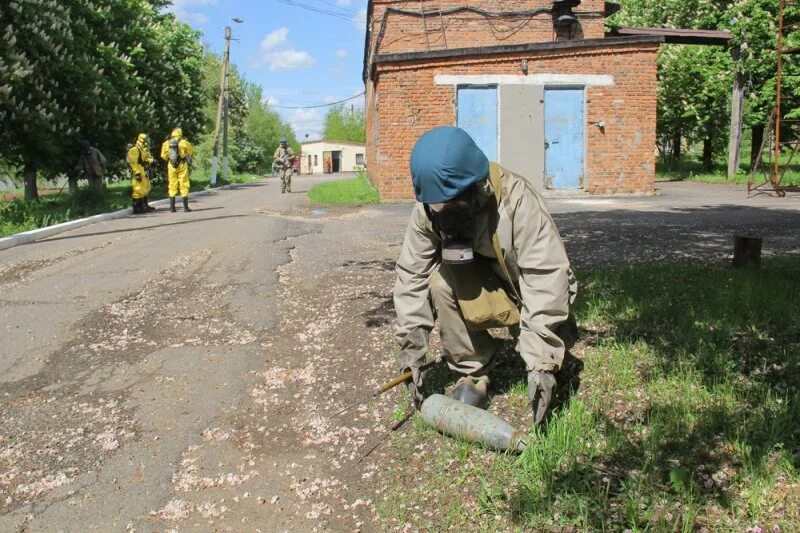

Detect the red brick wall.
xmin=367 ymin=43 xmax=659 ymax=199
xmin=365 ymin=80 xmax=377 ymax=186
xmin=368 ymin=0 xmax=607 ymax=56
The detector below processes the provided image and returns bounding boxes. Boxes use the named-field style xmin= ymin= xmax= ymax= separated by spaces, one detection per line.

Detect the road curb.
xmin=0 ymin=183 xmax=243 ymax=252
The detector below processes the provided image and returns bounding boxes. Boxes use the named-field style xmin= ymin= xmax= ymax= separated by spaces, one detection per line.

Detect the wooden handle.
xmin=379 ymin=370 xmax=414 ymax=393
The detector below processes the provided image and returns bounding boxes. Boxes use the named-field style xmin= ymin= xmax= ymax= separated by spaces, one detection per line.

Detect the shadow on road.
xmin=35 ymin=214 xmax=250 ymax=244
xmin=552 ymin=204 xmax=800 ymax=268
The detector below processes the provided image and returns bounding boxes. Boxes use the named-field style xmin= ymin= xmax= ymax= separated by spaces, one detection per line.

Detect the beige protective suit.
xmin=274 ymin=144 xmax=295 ymax=193
xmin=394 ymin=165 xmax=577 ymax=378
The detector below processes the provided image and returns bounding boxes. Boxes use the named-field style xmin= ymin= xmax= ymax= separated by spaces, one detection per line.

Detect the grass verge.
xmin=0 ymin=171 xmax=258 ymax=238
xmin=657 ymin=158 xmax=800 ymax=186
xmin=307 ymin=173 xmax=379 ymax=205
xmin=377 ymin=257 xmax=800 ymax=531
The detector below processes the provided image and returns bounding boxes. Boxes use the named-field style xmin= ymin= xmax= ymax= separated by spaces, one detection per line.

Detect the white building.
xmin=299 ymin=140 xmax=366 ymax=175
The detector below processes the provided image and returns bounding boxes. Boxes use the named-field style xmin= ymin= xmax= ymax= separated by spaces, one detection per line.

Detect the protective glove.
xmin=528 ymin=370 xmax=557 ymax=426
xmin=396 ymin=328 xmax=432 ymax=410
xmin=404 ymin=364 xmax=426 ymax=410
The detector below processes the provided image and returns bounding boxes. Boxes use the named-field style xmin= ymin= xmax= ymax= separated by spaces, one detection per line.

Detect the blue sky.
xmin=168 ymin=0 xmax=368 ymax=140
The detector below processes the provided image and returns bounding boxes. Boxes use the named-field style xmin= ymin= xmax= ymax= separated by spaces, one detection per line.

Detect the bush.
xmin=0 ymin=199 xmax=72 ymax=236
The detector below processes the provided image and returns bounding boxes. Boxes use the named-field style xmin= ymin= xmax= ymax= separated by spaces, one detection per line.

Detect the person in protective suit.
xmin=75 ymin=139 xmax=107 ymax=191
xmin=273 ymin=137 xmax=296 ymax=193
xmin=160 ymin=128 xmax=194 ymax=212
xmin=393 ymin=126 xmax=577 ymax=425
xmin=128 ymin=133 xmax=156 ymax=214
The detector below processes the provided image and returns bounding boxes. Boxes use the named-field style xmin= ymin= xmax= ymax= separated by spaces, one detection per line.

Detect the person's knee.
xmin=428 ymin=270 xmax=452 ymax=303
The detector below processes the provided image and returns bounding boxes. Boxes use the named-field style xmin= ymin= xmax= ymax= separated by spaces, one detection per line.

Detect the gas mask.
xmin=430 ymin=187 xmax=478 ymax=265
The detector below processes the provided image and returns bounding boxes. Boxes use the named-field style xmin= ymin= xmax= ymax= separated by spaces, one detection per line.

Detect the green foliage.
xmin=307 ymin=173 xmax=379 ymax=205
xmin=323 ymin=104 xmax=366 ymax=143
xmin=611 ymin=0 xmax=800 ymax=167
xmin=657 ymin=46 xmax=733 ymax=162
xmin=0 ymin=1 xmax=206 ymax=199
xmin=194 ymin=56 xmax=298 ymax=175
xmin=0 ymin=1 xmax=299 ymax=201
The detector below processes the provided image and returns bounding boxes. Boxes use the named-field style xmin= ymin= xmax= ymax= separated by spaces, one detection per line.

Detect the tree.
xmin=0 ymin=1 xmax=205 ymax=201
xmin=323 ymin=104 xmax=365 ymax=143
xmin=613 ymin=0 xmax=800 ymax=171
xmin=192 ymin=57 xmax=298 ymax=175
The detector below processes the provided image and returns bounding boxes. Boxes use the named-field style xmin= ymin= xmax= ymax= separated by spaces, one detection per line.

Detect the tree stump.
xmin=732 ymin=235 xmax=762 ymax=269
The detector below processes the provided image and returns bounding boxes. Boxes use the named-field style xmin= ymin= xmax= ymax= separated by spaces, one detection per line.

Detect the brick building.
xmin=362 ymin=1 xmax=727 ymax=199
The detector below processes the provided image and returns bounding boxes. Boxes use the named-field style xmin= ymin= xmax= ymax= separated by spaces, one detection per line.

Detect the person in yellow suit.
xmin=160 ymin=128 xmax=194 ymax=212
xmin=128 ymin=133 xmax=156 ymax=214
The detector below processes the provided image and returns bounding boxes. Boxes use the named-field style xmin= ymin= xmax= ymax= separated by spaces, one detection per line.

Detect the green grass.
xmin=0 ymin=171 xmax=258 ymax=237
xmin=657 ymin=157 xmax=800 ymax=186
xmin=307 ymin=173 xmax=379 ymax=205
xmin=378 ymin=258 xmax=800 ymax=531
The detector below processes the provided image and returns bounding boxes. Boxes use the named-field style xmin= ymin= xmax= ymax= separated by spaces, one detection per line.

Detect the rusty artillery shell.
xmin=420 ymin=394 xmax=527 ymax=453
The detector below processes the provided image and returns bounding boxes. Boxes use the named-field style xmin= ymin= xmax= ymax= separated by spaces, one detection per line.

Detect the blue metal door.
xmin=457 ymin=86 xmax=497 ymax=161
xmin=544 ymin=88 xmax=584 ymax=188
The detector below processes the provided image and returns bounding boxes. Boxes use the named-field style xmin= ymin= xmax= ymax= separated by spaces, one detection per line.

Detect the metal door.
xmin=544 ymin=88 xmax=584 ymax=188
xmin=457 ymin=86 xmax=498 ymax=160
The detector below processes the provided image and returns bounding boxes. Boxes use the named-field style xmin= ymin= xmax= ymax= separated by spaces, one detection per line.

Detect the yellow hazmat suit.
xmin=160 ymin=128 xmax=193 ymax=198
xmin=129 ymin=133 xmax=154 ymax=200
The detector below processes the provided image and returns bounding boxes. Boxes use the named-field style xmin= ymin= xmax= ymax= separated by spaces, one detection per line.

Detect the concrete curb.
xmin=0 ymin=183 xmax=243 ymax=252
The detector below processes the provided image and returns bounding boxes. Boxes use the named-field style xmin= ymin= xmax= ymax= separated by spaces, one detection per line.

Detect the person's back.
xmin=160 ymin=128 xmax=194 ymax=212
xmin=76 ymin=140 xmax=106 ymax=189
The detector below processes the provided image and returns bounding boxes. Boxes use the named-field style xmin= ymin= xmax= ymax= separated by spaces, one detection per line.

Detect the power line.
xmin=276 ymin=0 xmax=356 ymax=20
xmin=269 ymin=92 xmax=365 ymax=109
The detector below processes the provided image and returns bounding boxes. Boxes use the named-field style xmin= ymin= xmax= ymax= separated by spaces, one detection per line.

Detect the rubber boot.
xmin=170 ymin=197 xmax=177 ymax=213
xmin=452 ymin=376 xmax=489 ymax=410
xmin=132 ymin=199 xmax=145 ymax=214
xmin=528 ymin=371 xmax=557 ymax=426
xmin=183 ymin=196 xmax=192 ymax=212
xmin=145 ymin=197 xmax=156 ymax=212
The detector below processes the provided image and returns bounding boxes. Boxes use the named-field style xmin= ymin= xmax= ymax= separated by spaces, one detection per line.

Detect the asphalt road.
xmin=0 ymin=174 xmax=363 ymax=531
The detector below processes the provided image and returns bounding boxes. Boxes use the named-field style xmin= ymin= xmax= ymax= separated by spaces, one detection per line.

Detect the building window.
xmin=355 ymin=153 xmax=364 ymax=166
xmin=314 ymin=155 xmax=318 ymax=167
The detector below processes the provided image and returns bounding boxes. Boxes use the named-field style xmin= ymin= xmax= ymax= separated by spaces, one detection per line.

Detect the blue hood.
xmin=410 ymin=126 xmax=489 ymax=203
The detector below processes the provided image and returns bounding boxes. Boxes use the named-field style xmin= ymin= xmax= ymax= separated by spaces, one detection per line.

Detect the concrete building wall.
xmin=300 ymin=141 xmax=366 ymax=174
xmin=366 ymin=42 xmax=659 ymax=200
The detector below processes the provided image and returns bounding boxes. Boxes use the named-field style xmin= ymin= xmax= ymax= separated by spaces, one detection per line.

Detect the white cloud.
xmin=183 ymin=12 xmax=209 ymax=25
xmin=335 ymin=48 xmax=348 ymax=58
xmin=254 ymin=28 xmax=316 ymax=71
xmin=167 ymin=0 xmax=216 ymax=26
xmin=267 ymin=50 xmax=315 ymax=71
xmin=261 ymin=27 xmax=289 ymax=50
xmin=353 ymin=8 xmax=367 ymax=30
xmin=289 ymin=108 xmax=324 ymax=139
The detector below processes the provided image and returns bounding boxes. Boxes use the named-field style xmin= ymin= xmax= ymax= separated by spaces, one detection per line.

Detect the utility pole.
xmin=211 ymin=19 xmax=242 ymax=183
xmin=222 ymin=26 xmax=231 ymax=182
xmin=211 ymin=26 xmax=232 ymax=185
